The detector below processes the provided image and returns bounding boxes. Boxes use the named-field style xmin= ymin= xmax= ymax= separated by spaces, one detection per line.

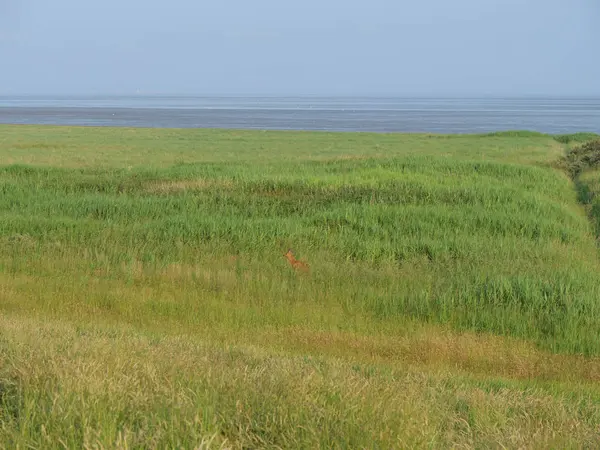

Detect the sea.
xmin=0 ymin=96 xmax=598 ymax=134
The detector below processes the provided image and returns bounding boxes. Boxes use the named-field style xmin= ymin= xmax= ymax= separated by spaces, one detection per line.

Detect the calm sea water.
xmin=0 ymin=96 xmax=598 ymax=134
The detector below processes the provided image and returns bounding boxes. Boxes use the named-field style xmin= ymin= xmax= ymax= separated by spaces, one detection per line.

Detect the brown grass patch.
xmin=0 ymin=233 xmax=37 ymax=248
xmin=11 ymin=142 xmax=65 ymax=150
xmin=271 ymin=327 xmax=600 ymax=384
xmin=144 ymin=179 xmax=234 ymax=194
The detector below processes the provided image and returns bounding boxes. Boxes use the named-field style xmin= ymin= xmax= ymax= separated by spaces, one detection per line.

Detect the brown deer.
xmin=283 ymin=249 xmax=310 ymax=273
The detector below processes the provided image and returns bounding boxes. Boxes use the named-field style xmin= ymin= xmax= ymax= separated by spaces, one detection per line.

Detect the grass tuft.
xmin=554 ymin=132 xmax=600 ymax=144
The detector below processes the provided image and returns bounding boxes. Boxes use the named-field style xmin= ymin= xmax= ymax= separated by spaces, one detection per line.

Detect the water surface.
xmin=0 ymin=96 xmax=598 ymax=133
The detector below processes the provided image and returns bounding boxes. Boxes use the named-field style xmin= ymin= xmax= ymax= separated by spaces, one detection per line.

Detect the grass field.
xmin=1 ymin=125 xmax=600 ymax=448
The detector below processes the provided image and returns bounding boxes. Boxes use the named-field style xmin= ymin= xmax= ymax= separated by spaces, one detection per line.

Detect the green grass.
xmin=1 ymin=125 xmax=600 ymax=448
xmin=554 ymin=132 xmax=600 ymax=144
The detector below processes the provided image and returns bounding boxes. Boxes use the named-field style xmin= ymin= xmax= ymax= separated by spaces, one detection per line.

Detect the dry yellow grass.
xmin=2 ymin=315 xmax=600 ymax=448
xmin=144 ymin=179 xmax=235 ymax=194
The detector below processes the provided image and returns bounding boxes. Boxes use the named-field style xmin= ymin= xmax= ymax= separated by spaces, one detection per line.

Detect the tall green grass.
xmin=1 ymin=128 xmax=597 ymax=353
xmin=1 ymin=126 xmax=600 ymax=447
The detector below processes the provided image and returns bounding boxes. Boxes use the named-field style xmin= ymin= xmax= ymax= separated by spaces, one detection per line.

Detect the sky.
xmin=0 ymin=0 xmax=598 ymax=96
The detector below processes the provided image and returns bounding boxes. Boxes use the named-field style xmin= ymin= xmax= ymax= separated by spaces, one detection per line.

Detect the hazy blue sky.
xmin=0 ymin=0 xmax=598 ymax=96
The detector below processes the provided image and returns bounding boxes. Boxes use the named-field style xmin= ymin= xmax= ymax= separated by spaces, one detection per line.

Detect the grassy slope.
xmin=1 ymin=125 xmax=600 ymax=448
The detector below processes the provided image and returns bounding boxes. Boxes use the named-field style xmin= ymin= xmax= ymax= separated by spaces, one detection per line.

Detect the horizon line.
xmin=1 ymin=92 xmax=600 ymax=99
